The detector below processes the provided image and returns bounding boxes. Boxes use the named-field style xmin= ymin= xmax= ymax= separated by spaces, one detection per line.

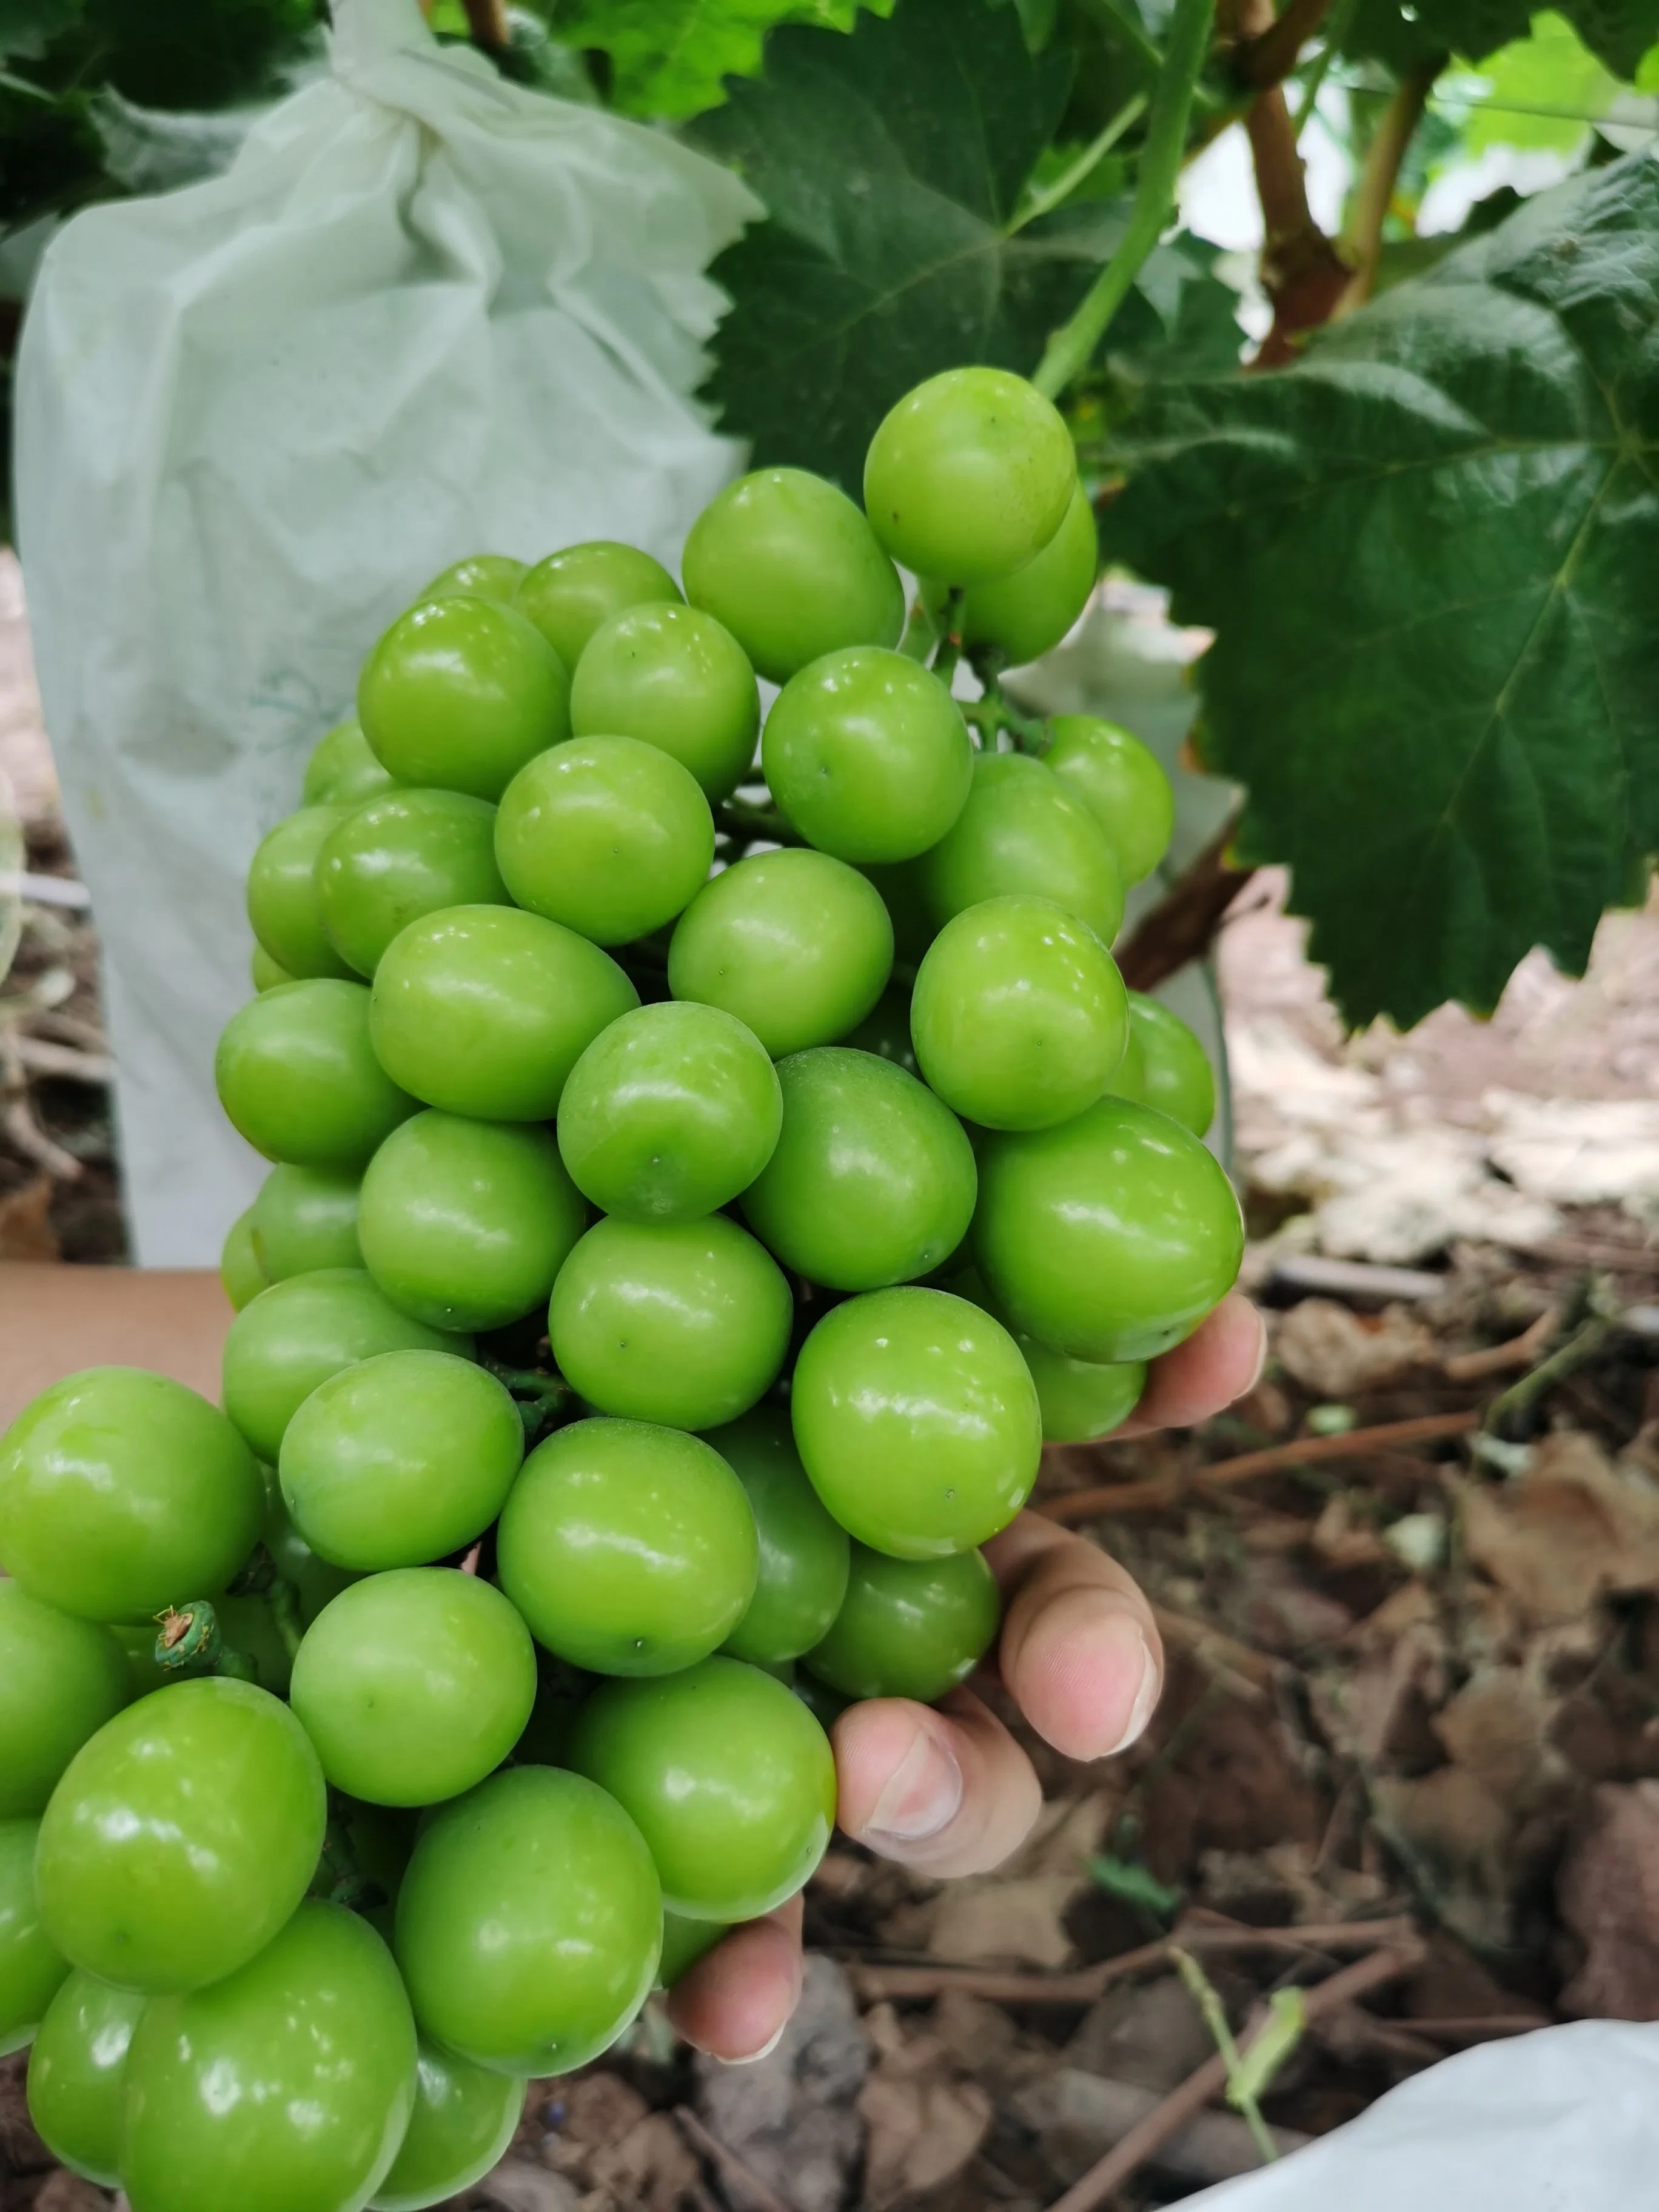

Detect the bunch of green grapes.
xmin=0 ymin=367 xmax=1240 ymax=2212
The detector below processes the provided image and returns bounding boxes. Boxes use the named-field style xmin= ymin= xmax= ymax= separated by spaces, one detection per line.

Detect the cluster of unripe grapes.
xmin=0 ymin=367 xmax=1242 ymax=2212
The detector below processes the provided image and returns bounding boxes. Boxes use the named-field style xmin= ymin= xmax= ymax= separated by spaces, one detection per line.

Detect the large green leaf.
xmin=1345 ymin=0 xmax=1659 ymax=75
xmin=1101 ymin=153 xmax=1659 ymax=1030
xmin=552 ymin=0 xmax=885 ymax=118
xmin=691 ymin=0 xmax=1239 ymax=489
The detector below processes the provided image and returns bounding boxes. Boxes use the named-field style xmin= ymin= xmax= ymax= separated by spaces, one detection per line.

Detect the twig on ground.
xmin=12 ymin=1035 xmax=112 ymax=1084
xmin=674 ymin=2105 xmax=793 ymax=2212
xmin=0 ymin=1028 xmax=82 ymax=1180
xmin=1269 ymin=1253 xmax=1445 ymax=1304
xmin=1041 ymin=1411 xmax=1480 ymax=1524
xmin=1442 ymin=1305 xmax=1561 ymax=1382
xmin=848 ymin=1915 xmax=1417 ymax=2005
xmin=1484 ymin=1284 xmax=1621 ymax=1434
xmin=1114 ymin=825 xmax=1257 ymax=994
xmin=1041 ymin=1945 xmax=1421 ymax=2211
xmin=1403 ymin=2013 xmax=1550 ymax=2040
xmin=1151 ymin=1602 xmax=1281 ymax=1693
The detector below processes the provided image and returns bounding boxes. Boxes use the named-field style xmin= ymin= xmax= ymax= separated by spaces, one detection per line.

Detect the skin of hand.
xmin=665 ymin=1289 xmax=1267 ymax=2062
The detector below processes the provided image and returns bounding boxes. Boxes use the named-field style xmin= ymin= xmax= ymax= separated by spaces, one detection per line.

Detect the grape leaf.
xmin=692 ymin=0 xmax=1239 ymax=488
xmin=0 ymin=0 xmax=79 ymax=62
xmin=1101 ymin=153 xmax=1659 ymax=1030
xmin=552 ymin=0 xmax=888 ymax=118
xmin=1345 ymin=0 xmax=1659 ymax=76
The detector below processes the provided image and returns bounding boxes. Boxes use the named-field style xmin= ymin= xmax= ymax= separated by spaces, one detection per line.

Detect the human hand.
xmin=665 ymin=1289 xmax=1268 ymax=2059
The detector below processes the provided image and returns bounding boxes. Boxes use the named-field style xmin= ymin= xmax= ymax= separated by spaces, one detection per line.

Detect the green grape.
xmin=358 ymin=597 xmax=570 ymax=800
xmin=557 ymin=1000 xmax=782 ymax=1223
xmin=371 ymin=2039 xmax=525 ymax=2211
xmin=657 ymin=1911 xmax=729 ymax=1989
xmin=251 ymin=944 xmax=295 ymax=996
xmin=246 ymin=805 xmax=355 ymax=981
xmin=682 ymin=467 xmax=905 ymax=683
xmin=318 ymin=788 xmax=510 ymax=978
xmin=216 ymin=979 xmax=418 ymax=1169
xmin=303 ymin=719 xmax=397 ymax=809
xmin=669 ymin=848 xmax=893 ymax=1058
xmin=223 ymin=1268 xmax=468 ymax=1466
xmin=973 ymin=1096 xmax=1243 ymax=1362
xmin=420 ymin=554 xmax=526 ymax=602
xmin=762 ymin=648 xmax=971 ymax=864
xmin=740 ymin=1047 xmax=976 ymax=1291
xmin=122 ymin=1901 xmax=416 ymax=2212
xmin=791 ymin=1287 xmax=1041 ymax=1559
xmin=569 ymin=1659 xmax=834 ymax=1922
xmin=909 ymin=895 xmax=1128 ymax=1131
xmin=1107 ymin=1020 xmax=1145 ymax=1103
xmin=216 ymin=1591 xmax=294 ymax=1697
xmin=515 ymin=541 xmax=681 ymax=669
xmin=1 ymin=1818 xmax=66 ymax=2056
xmin=250 ymin=1162 xmax=361 ymax=1280
xmin=358 ymin=1111 xmax=586 ymax=1332
xmin=549 ymin=1216 xmax=792 ymax=1432
xmin=38 ymin=1678 xmax=325 ymax=1994
xmin=494 ymin=735 xmax=714 ymax=945
xmin=27 ymin=1969 xmax=147 ymax=2184
xmin=395 ymin=1765 xmax=661 ymax=2076
xmin=497 ymin=1417 xmax=758 ymax=1676
xmin=370 ymin=905 xmax=637 ymax=1122
xmin=0 ymin=1367 xmax=261 ymax=1623
xmin=956 ymin=479 xmax=1097 ymax=667
xmin=511 ymin=1658 xmax=592 ymax=1769
xmin=290 ymin=1570 xmax=537 ymax=1807
xmin=1126 ymin=993 xmax=1216 ymax=1137
xmin=278 ymin=1345 xmax=517 ymax=1571
xmin=1043 ymin=716 xmax=1174 ymax=886
xmin=1019 ymin=1336 xmax=1145 ymax=1444
xmin=569 ymin=601 xmax=758 ymax=801
xmin=805 ymin=1544 xmax=1000 ymax=1703
xmin=707 ymin=1406 xmax=851 ymax=1666
xmin=840 ymin=984 xmax=918 ymax=1073
xmin=221 ymin=1206 xmax=269 ymax=1310
xmin=915 ymin=751 xmax=1123 ymax=946
xmin=262 ymin=1486 xmax=362 ymax=1624
xmin=0 ymin=1585 xmax=130 ymax=1817
xmin=863 ymin=368 xmax=1075 ymax=585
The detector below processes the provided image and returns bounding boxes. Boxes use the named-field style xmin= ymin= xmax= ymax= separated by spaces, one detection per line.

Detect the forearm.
xmin=0 ymin=1267 xmax=231 ymax=1431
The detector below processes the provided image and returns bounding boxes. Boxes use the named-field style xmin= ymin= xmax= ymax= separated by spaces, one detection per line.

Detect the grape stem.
xmin=1032 ymin=0 xmax=1218 ymax=400
xmin=155 ymin=1600 xmax=258 ymax=1684
xmin=928 ymin=589 xmax=965 ymax=687
xmin=716 ymin=799 xmax=802 ymax=847
xmin=481 ymin=1357 xmax=575 ymax=1441
xmin=962 ymin=650 xmax=1050 ymax=755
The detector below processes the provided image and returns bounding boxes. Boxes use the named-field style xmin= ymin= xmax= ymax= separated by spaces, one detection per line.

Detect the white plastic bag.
xmin=14 ymin=0 xmax=758 ymax=1264
xmin=1188 ymin=2021 xmax=1659 ymax=2209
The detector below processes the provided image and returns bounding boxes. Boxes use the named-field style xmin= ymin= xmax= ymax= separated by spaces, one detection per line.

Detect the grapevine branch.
xmin=1113 ymin=823 xmax=1255 ymax=993
xmin=1337 ymin=55 xmax=1444 ymax=312
xmin=1232 ymin=0 xmax=1335 ymax=87
xmin=1033 ymin=0 xmax=1218 ymax=400
xmin=1239 ymin=0 xmax=1350 ymax=365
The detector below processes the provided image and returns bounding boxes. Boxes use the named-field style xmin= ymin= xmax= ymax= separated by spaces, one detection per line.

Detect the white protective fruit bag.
xmin=1189 ymin=2020 xmax=1659 ymax=2209
xmin=14 ymin=0 xmax=757 ymax=1264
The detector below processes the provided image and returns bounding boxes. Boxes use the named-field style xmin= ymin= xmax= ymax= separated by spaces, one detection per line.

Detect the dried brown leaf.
xmin=0 ymin=1171 xmax=58 ymax=1261
xmin=1558 ymin=1780 xmax=1659 ymax=2019
xmin=1433 ymin=1666 xmax=1558 ymax=1810
xmin=857 ymin=2031 xmax=991 ymax=2208
xmin=1274 ymin=1298 xmax=1434 ymax=1398
xmin=1456 ymin=1433 xmax=1659 ymax=1625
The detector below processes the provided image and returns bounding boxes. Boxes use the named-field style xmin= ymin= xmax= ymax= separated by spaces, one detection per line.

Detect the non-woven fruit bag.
xmin=14 ymin=0 xmax=756 ymax=1264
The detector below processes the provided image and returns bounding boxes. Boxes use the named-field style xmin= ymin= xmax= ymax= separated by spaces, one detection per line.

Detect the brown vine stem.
xmin=1336 ymin=55 xmax=1443 ymax=314
xmin=459 ymin=0 xmax=509 ymax=49
xmin=1241 ymin=0 xmax=1351 ymax=364
xmin=1114 ymin=822 xmax=1256 ymax=994
xmin=1233 ymin=0 xmax=1335 ymax=87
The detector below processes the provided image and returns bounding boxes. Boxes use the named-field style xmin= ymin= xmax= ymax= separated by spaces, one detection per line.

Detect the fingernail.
xmin=725 ymin=2019 xmax=788 ymax=2066
xmin=863 ymin=1724 xmax=964 ymax=1845
xmin=1108 ymin=1630 xmax=1161 ymax=1757
xmin=1247 ymin=1306 xmax=1270 ymax=1392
